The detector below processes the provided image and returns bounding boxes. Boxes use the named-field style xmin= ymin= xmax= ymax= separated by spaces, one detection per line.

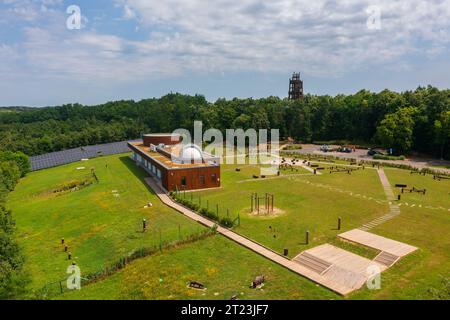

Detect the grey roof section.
xmin=30 ymin=140 xmax=141 ymax=171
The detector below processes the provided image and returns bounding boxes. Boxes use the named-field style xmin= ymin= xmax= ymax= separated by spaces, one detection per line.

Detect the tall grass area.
xmin=6 ymin=154 xmax=202 ymax=291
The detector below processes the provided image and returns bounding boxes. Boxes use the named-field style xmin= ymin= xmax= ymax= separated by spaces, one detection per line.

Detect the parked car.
xmin=338 ymin=147 xmax=352 ymax=153
xmin=368 ymin=149 xmax=384 ymax=156
xmin=320 ymin=145 xmax=333 ymax=152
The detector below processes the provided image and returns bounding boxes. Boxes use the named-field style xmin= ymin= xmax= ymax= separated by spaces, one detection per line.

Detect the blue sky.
xmin=1 ymin=0 xmax=449 ymax=107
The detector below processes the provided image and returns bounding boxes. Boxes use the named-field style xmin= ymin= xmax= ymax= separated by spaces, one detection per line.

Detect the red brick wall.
xmin=166 ymin=166 xmax=221 ymax=192
xmin=143 ymin=134 xmax=181 ymax=147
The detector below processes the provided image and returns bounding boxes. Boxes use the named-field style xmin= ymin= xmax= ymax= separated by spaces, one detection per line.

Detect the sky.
xmin=0 ymin=0 xmax=450 ymax=107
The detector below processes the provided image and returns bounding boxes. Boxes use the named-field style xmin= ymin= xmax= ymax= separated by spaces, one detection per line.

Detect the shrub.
xmin=219 ymin=216 xmax=234 ymax=228
xmin=373 ymin=154 xmax=405 ymax=161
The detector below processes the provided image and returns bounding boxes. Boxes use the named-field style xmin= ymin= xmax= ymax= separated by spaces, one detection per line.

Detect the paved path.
xmin=360 ymin=169 xmax=401 ymax=231
xmin=144 ymin=177 xmax=355 ymax=295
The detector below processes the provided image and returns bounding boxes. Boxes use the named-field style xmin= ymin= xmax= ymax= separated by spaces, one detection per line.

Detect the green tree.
xmin=0 ymin=206 xmax=29 ymax=299
xmin=0 ymin=162 xmax=21 ymax=191
xmin=0 ymin=151 xmax=30 ymax=177
xmin=433 ymin=111 xmax=450 ymax=159
xmin=376 ymin=107 xmax=418 ymax=155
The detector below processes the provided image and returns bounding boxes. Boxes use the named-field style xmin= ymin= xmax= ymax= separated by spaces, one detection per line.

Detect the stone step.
xmin=293 ymin=253 xmax=332 ymax=274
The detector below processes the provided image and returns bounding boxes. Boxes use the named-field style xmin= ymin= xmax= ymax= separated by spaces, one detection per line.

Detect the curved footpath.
xmin=359 ymin=169 xmax=401 ymax=231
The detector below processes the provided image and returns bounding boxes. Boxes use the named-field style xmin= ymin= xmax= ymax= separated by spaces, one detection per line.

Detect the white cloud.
xmin=1 ymin=0 xmax=450 ymax=85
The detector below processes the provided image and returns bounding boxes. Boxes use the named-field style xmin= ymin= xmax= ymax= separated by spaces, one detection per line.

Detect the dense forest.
xmin=0 ymin=86 xmax=449 ymax=159
xmin=0 ymin=151 xmax=30 ymax=299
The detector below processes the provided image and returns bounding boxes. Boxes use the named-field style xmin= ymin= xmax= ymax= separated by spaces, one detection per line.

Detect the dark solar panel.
xmin=30 ymin=140 xmax=141 ymax=171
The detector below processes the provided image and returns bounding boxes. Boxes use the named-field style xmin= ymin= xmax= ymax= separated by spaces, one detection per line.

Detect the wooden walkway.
xmin=339 ymin=229 xmax=417 ymax=258
xmin=144 ymin=177 xmax=357 ymax=295
xmin=360 ymin=169 xmax=401 ymax=231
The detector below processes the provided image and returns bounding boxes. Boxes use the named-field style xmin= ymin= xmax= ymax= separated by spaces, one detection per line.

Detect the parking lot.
xmin=285 ymin=144 xmax=450 ymax=174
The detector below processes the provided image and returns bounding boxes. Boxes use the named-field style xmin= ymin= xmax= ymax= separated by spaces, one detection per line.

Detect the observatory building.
xmin=128 ymin=134 xmax=221 ymax=192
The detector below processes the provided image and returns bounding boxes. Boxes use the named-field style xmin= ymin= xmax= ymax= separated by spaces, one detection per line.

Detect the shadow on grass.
xmin=119 ymin=156 xmax=157 ymax=196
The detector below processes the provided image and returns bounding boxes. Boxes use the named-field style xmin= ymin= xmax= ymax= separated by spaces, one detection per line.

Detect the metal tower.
xmin=288 ymin=72 xmax=304 ymax=100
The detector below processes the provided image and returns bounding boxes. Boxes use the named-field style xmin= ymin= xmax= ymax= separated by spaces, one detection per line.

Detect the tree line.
xmin=0 ymin=151 xmax=30 ymax=299
xmin=0 ymin=86 xmax=448 ymax=158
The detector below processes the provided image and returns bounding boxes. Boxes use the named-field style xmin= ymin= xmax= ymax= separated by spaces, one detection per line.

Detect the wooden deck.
xmin=293 ymin=244 xmax=387 ymax=292
xmin=338 ymin=229 xmax=418 ymax=257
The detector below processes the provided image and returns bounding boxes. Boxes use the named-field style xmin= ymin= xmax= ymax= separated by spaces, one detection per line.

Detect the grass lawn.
xmin=7 ymin=154 xmax=203 ymax=290
xmin=61 ymin=235 xmax=338 ymax=300
xmin=350 ymin=168 xmax=450 ymax=299
xmin=7 ymin=152 xmax=449 ymax=299
xmin=193 ymin=163 xmax=388 ymax=257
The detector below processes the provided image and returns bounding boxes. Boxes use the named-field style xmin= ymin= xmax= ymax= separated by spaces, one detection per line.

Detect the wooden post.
xmin=143 ymin=219 xmax=147 ymax=232
xmin=306 ymin=230 xmax=310 ymax=245
xmin=338 ymin=217 xmax=342 ymax=230
xmin=283 ymin=248 xmax=289 ymax=256
xmin=257 ymin=197 xmax=260 ymax=215
xmin=398 ymin=194 xmax=401 ymax=201
xmin=61 ymin=238 xmax=65 ymax=245
xmin=251 ymin=194 xmax=254 ymax=212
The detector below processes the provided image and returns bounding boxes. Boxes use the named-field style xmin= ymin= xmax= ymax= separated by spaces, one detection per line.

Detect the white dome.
xmin=180 ymin=145 xmax=203 ymax=162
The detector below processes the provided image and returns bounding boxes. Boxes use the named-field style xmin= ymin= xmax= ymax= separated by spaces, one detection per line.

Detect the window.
xmin=200 ymin=175 xmax=205 ymax=186
xmin=181 ymin=176 xmax=187 ymax=187
xmin=211 ymin=174 xmax=217 ymax=182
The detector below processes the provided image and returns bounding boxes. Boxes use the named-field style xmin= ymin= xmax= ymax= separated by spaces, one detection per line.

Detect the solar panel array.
xmin=30 ymin=140 xmax=141 ymax=171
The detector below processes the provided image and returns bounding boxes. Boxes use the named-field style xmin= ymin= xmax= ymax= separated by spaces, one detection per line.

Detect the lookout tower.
xmin=288 ymin=72 xmax=304 ymax=100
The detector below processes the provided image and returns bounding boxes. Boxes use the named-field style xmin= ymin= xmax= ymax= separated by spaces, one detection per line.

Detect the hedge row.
xmin=170 ymin=193 xmax=237 ymax=228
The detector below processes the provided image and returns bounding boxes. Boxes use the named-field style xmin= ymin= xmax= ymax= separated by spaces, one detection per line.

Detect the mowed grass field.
xmin=7 ymin=154 xmax=203 ymax=290
xmin=348 ymin=168 xmax=450 ymax=299
xmin=60 ymin=235 xmax=337 ymax=300
xmin=7 ymin=152 xmax=450 ymax=299
xmin=194 ymin=162 xmax=388 ymax=257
